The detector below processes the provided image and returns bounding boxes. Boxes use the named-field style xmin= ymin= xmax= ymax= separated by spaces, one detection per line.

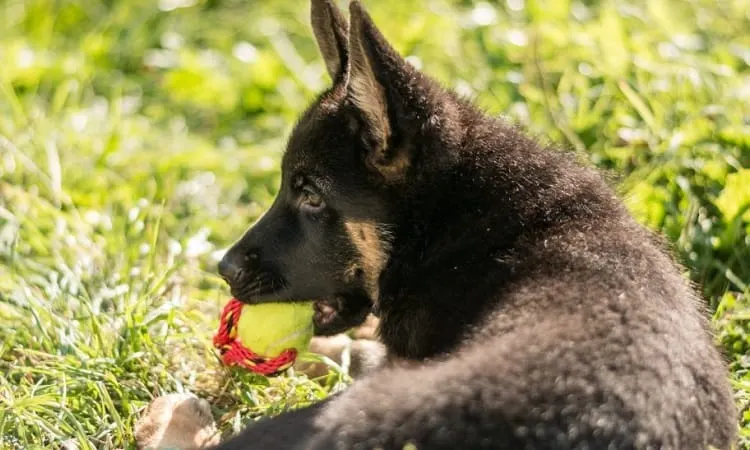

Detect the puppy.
xmin=152 ymin=0 xmax=739 ymax=448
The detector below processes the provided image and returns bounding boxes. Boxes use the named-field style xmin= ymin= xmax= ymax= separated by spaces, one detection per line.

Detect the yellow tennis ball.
xmin=236 ymin=302 xmax=315 ymax=358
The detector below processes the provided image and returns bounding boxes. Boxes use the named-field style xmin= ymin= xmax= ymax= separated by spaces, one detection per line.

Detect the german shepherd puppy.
xmin=213 ymin=0 xmax=737 ymax=448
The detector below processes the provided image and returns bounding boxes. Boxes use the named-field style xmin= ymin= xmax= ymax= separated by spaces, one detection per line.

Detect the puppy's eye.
xmin=300 ymin=187 xmax=324 ymax=211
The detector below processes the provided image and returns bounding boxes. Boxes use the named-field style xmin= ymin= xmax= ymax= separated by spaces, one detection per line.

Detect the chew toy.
xmin=212 ymin=298 xmax=314 ymax=376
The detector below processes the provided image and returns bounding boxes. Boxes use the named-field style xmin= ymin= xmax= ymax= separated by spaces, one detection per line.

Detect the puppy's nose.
xmin=218 ymin=257 xmax=241 ymax=283
xmin=218 ymin=249 xmax=260 ymax=283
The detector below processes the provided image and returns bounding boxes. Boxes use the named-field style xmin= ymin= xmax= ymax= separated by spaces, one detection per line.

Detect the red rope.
xmin=212 ymin=298 xmax=298 ymax=376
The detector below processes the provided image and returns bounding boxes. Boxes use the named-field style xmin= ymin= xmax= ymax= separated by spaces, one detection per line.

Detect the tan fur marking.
xmin=344 ymin=220 xmax=390 ymax=304
xmin=352 ymin=313 xmax=380 ymax=340
xmin=371 ymin=145 xmax=410 ymax=182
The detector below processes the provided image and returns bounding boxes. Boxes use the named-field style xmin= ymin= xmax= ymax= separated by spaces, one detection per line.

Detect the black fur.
xmin=214 ymin=0 xmax=737 ymax=448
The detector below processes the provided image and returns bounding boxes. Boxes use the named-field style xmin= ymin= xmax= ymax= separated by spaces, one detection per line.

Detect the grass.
xmin=0 ymin=0 xmax=748 ymax=448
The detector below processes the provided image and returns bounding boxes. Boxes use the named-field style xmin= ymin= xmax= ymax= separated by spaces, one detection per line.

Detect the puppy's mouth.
xmin=226 ymin=269 xmax=373 ymax=335
xmin=226 ymin=270 xmax=288 ymax=304
xmin=230 ymin=293 xmax=359 ymax=336
xmin=312 ymin=297 xmax=345 ymax=330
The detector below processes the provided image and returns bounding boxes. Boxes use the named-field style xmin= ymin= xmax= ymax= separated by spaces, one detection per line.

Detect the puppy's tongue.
xmin=313 ymin=299 xmax=338 ymax=323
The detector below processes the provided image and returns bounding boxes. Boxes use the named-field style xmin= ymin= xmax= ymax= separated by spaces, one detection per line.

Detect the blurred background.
xmin=0 ymin=0 xmax=748 ymax=448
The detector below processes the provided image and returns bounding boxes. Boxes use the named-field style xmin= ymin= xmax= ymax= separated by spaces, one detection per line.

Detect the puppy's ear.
xmin=311 ymin=0 xmax=349 ymax=82
xmin=346 ymin=0 xmax=413 ymax=180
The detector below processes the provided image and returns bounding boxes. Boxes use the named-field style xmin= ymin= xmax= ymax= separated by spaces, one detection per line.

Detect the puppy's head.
xmin=219 ymin=0 xmax=459 ymax=332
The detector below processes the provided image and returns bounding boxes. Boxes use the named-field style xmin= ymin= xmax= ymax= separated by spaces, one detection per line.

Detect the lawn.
xmin=0 ymin=0 xmax=748 ymax=448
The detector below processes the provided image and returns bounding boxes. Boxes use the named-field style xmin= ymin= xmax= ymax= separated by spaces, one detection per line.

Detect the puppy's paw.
xmin=295 ymin=334 xmax=387 ymax=379
xmin=348 ymin=338 xmax=387 ymax=377
xmin=295 ymin=334 xmax=353 ymax=379
xmin=134 ymin=393 xmax=220 ymax=450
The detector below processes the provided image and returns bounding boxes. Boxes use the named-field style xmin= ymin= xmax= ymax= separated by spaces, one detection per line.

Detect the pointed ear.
xmin=311 ymin=0 xmax=349 ymax=82
xmin=346 ymin=0 xmax=412 ymax=179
